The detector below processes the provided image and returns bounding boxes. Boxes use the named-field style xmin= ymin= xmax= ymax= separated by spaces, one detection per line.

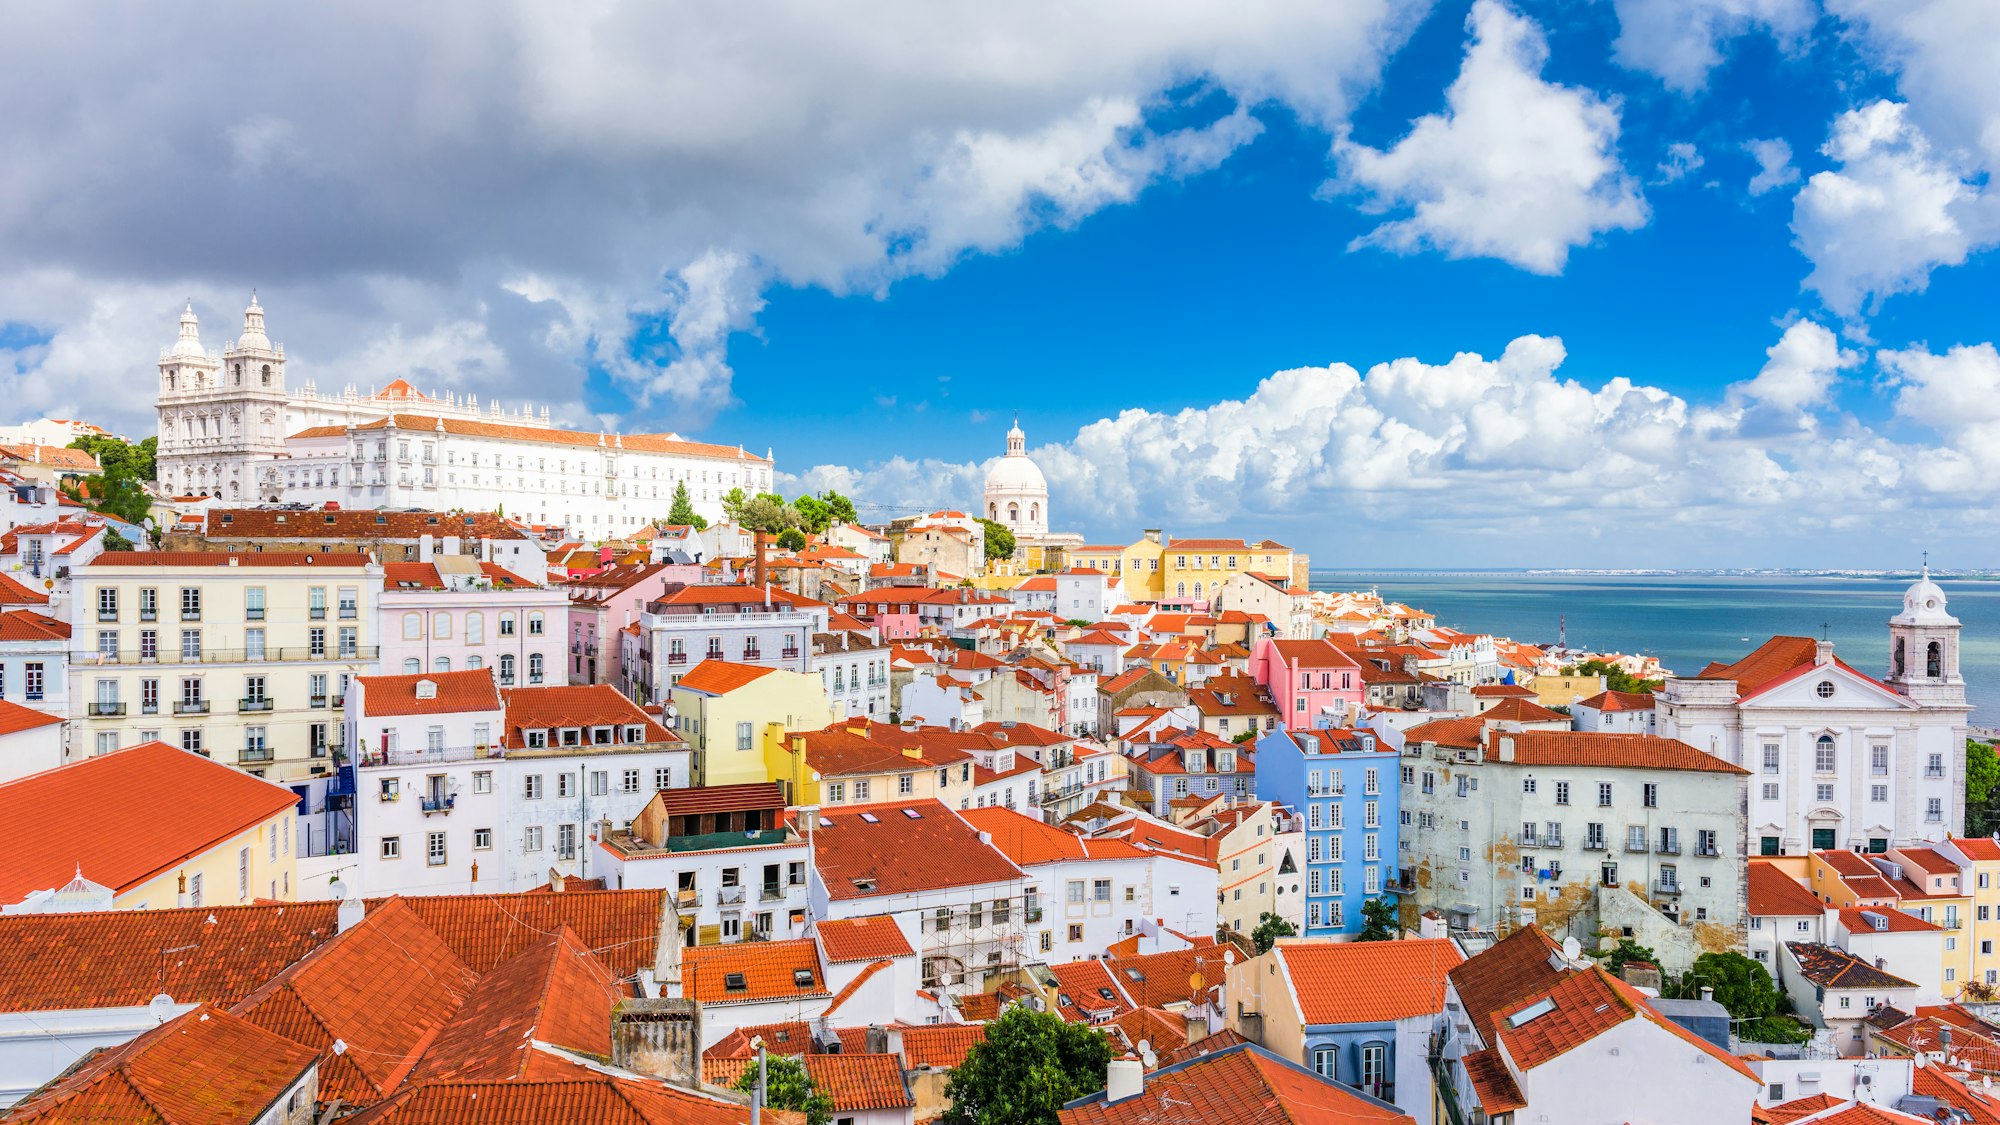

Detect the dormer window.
xmin=526 ymin=730 xmax=547 ymax=748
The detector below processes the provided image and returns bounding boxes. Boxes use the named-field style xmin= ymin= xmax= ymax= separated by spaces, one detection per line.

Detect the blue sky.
xmin=4 ymin=0 xmax=2000 ymax=565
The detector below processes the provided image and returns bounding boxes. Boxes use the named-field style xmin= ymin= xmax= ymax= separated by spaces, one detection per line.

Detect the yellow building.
xmin=668 ymin=659 xmax=832 ymax=786
xmin=0 ymin=740 xmax=301 ymax=911
xmin=1809 ymin=845 xmax=1979 ymax=996
xmin=769 ymin=721 xmax=979 ymax=808
xmin=72 ymin=551 xmax=382 ymax=781
xmin=1942 ymin=836 xmax=2000 ymax=994
xmin=1072 ymin=532 xmax=1306 ymax=605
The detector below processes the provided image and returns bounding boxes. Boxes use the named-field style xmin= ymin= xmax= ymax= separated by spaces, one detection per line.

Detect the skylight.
xmin=1506 ymin=998 xmax=1557 ymax=1027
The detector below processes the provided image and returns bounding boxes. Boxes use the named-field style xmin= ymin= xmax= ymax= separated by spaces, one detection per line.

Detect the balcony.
xmin=1625 ymin=842 xmax=1649 ymax=854
xmin=246 ymin=608 xmax=264 ymax=621
xmin=761 ymin=883 xmax=784 ymax=902
xmin=1657 ymin=841 xmax=1681 ymax=856
xmin=1653 ymin=881 xmax=1682 ymax=897
xmin=87 ymin=702 xmax=126 ymax=717
xmin=667 ymin=653 xmax=688 ymax=665
xmin=310 ymin=694 xmax=329 ymax=708
xmin=96 ymin=609 xmax=118 ymax=623
xmin=173 ymin=700 xmax=210 ymax=715
xmin=71 ymin=645 xmax=381 ymax=666
xmin=180 ymin=611 xmax=201 ymax=622
xmin=356 ymin=743 xmax=504 ymax=767
xmin=140 ymin=609 xmax=158 ymax=622
xmin=1582 ymin=840 xmax=1607 ymax=852
xmin=309 ymin=607 xmax=327 ymax=620
xmin=718 ymin=885 xmax=748 ymax=906
xmin=421 ymin=794 xmax=456 ymax=816
xmin=779 ymin=648 xmax=800 ymax=660
xmin=1694 ymin=845 xmax=1721 ymax=858
xmin=239 ymin=747 xmax=274 ymax=765
xmin=239 ymin=697 xmax=273 ymax=712
xmin=1544 ymin=834 xmax=1564 ymax=849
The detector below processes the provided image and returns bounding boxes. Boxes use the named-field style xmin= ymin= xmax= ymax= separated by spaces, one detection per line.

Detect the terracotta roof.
xmin=683 ymin=939 xmax=827 ymax=1005
xmin=1276 ymin=938 xmax=1461 ymax=1025
xmin=1263 ymin=638 xmax=1361 ymax=668
xmin=707 ymin=1053 xmax=912 ymax=1112
xmin=1838 ymin=906 xmax=1940 ymax=933
xmin=1494 ymin=967 xmax=1759 ymax=1081
xmin=380 ymin=888 xmax=672 ymax=978
xmin=1059 ymin=1043 xmax=1411 ymax=1125
xmin=0 ymin=699 xmax=64 ymax=736
xmin=346 ymin=1075 xmax=756 ymax=1124
xmin=796 ymin=725 xmax=975 ymax=777
xmin=86 ymin=550 xmax=373 ymax=568
xmin=1818 ymin=849 xmax=1880 ymax=877
xmin=1460 ymin=1046 xmax=1527 ymax=1115
xmin=0 ymin=570 xmax=50 ymax=605
xmin=288 ymin=412 xmax=770 ymax=463
xmin=0 ymin=608 xmax=69 ymax=640
xmin=1478 ymin=697 xmax=1570 ymax=724
xmin=1104 ymin=946 xmax=1234 ymax=1010
xmin=1447 ymin=924 xmax=1568 ymax=1045
xmin=408 ymin=927 xmax=620 ymax=1083
xmin=815 ymin=915 xmax=916 ymax=963
xmin=1111 ymin=1006 xmax=1190 ymax=1054
xmin=1160 ymin=1027 xmax=1251 ymax=1067
xmin=808 ymin=800 xmax=1023 ymax=900
xmin=233 ymin=898 xmax=479 ymax=1103
xmin=0 ymin=742 xmax=300 ymax=905
xmin=1787 ymin=942 xmax=1917 ymax=990
xmin=0 ymin=443 xmax=100 ymax=472
xmin=1405 ymin=715 xmax=1485 ymax=749
xmin=357 ymin=668 xmax=503 ymax=716
xmin=1748 ymin=862 xmax=1827 ymax=916
xmin=501 ymin=684 xmax=678 ymax=749
xmin=1051 ymin=958 xmax=1134 ymax=1021
xmin=1912 ymin=1065 xmax=2000 ymax=1124
xmin=961 ymin=806 xmax=1149 ymax=866
xmin=381 ymin=561 xmax=538 ymax=590
xmin=673 ymin=659 xmax=779 ymax=694
xmin=656 ymin=782 xmax=786 ymax=818
xmin=1898 ymin=845 xmax=1961 ymax=875
xmin=1956 ymin=837 xmax=2000 ymax=862
xmin=1575 ymin=689 xmax=1657 ymax=712
xmin=1488 ymin=730 xmax=1749 ymax=774
xmin=3 ymin=1003 xmax=320 ymax=1125
xmin=901 ymin=1023 xmax=988 ymax=1069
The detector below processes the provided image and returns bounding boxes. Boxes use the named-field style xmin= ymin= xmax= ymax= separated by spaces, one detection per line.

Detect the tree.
xmin=776 ymin=527 xmax=808 ymax=552
xmin=719 ymin=486 xmax=749 ymax=524
xmin=666 ymin=481 xmax=708 ymax=530
xmin=941 ymin=1006 xmax=1112 ymax=1125
xmin=1967 ymin=739 xmax=2000 ymax=835
xmin=1357 ymin=897 xmax=1399 ymax=941
xmin=69 ymin=434 xmax=155 ymax=482
xmin=824 ymin=490 xmax=858 ymax=526
xmin=1596 ymin=938 xmax=1658 ymax=975
xmin=1251 ymin=912 xmax=1297 ymax=953
xmin=102 ymin=529 xmax=135 ymax=553
xmin=730 ymin=1054 xmax=832 ymax=1125
xmin=978 ymin=518 xmax=1015 ymax=563
xmin=793 ymin=494 xmax=832 ymax=535
xmin=1561 ymin=659 xmax=1662 ymax=695
xmin=738 ymin=495 xmax=800 ymax=535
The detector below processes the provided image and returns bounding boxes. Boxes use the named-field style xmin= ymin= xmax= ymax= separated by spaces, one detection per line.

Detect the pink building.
xmin=563 ymin=561 xmax=698 ymax=685
xmin=1251 ymin=637 xmax=1366 ymax=730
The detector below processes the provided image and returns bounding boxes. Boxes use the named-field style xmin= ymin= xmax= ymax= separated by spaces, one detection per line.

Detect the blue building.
xmin=1254 ymin=727 xmax=1400 ymax=937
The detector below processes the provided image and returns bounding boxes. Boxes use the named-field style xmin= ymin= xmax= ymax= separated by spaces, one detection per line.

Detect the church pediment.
xmin=1740 ymin=661 xmax=1915 ymax=710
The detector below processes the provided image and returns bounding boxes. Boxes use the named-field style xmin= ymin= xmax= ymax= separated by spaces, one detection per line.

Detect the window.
xmin=1523 ymin=778 xmax=1537 ymax=794
xmin=1762 ymin=743 xmax=1780 ymax=773
xmin=1871 ymin=784 xmax=1888 ymax=802
xmin=245 ymin=586 xmax=265 ymax=621
xmin=403 ymin=613 xmax=422 ymax=640
xmin=1816 ymin=784 xmax=1835 ymax=802
xmin=1872 ymin=744 xmax=1890 ymax=776
xmin=827 ymin=782 xmax=845 ymax=802
xmin=528 ymin=612 xmax=545 ymax=636
xmin=590 ymin=771 xmax=609 ymax=796
xmin=1554 ymin=781 xmax=1569 ymax=805
xmin=473 ymin=771 xmax=492 ymax=794
xmin=1762 ymin=783 xmax=1780 ymax=800
xmin=1642 ymin=783 xmax=1658 ymax=808
xmin=899 ymin=773 xmax=914 ymax=795
xmin=524 ymin=775 xmax=543 ymax=800
xmin=381 ymin=836 xmax=402 ymax=859
xmin=736 ymin=722 xmax=754 ymax=752
xmin=500 ymin=613 xmax=516 ymax=636
xmin=337 ymin=586 xmax=358 ymax=619
xmin=558 ymin=773 xmax=573 ymax=798
xmin=853 ymin=779 xmax=871 ymax=801
xmin=140 ymin=587 xmax=158 ymax=620
xmin=180 ymin=587 xmax=201 ymax=620
xmin=1597 ymin=782 xmax=1613 ymax=806
xmin=427 ymin=832 xmax=447 ymax=866
xmin=623 ymin=769 xmax=641 ymax=794
xmin=499 ymin=654 xmax=516 ymax=685
xmin=528 ymin=653 xmax=544 ymax=684
xmin=1815 ymin=735 xmax=1837 ymax=773
xmin=1312 ymin=1048 xmax=1336 ymax=1077
xmin=523 ymin=826 xmax=543 ymax=852
xmin=655 ymin=768 xmax=672 ymax=790
xmin=1929 ymin=797 xmax=1945 ymax=822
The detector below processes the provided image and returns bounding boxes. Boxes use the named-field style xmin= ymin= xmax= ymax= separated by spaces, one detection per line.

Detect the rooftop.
xmin=357 ymin=668 xmax=503 ymax=716
xmin=1276 ymin=938 xmax=1462 ymax=1025
xmin=808 ymin=800 xmax=1023 ymax=900
xmin=203 ymin=507 xmax=535 ymax=541
xmin=1059 ymin=1043 xmax=1410 ymax=1125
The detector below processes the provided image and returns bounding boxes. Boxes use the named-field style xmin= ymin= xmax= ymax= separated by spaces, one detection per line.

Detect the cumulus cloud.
xmin=1656 ymin=142 xmax=1705 ymax=184
xmin=1792 ymin=101 xmax=1998 ymax=316
xmin=1332 ymin=0 xmax=1648 ymax=275
xmin=1746 ymin=138 xmax=1801 ymax=195
xmin=1609 ymin=0 xmax=1818 ymax=93
xmin=0 ymin=1 xmax=1423 ymax=436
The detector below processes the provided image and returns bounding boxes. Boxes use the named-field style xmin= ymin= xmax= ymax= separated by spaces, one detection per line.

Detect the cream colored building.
xmin=69 ymin=552 xmax=382 ymax=780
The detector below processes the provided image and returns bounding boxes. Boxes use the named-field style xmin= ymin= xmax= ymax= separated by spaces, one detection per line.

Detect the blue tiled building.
xmin=1254 ymin=727 xmax=1401 ymax=937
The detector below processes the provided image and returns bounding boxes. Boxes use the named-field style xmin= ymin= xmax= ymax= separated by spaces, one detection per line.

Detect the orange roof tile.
xmin=1838 ymin=906 xmax=1940 ymax=934
xmin=87 ymin=550 xmax=373 ymax=568
xmin=1460 ymin=1047 xmax=1526 ymax=1114
xmin=1051 ymin=959 xmax=1134 ymax=1021
xmin=1059 ymin=1043 xmax=1411 ymax=1125
xmin=809 ymin=801 xmax=1023 ymax=900
xmin=1495 ymin=968 xmax=1759 ymax=1081
xmin=357 ymin=668 xmax=503 ymax=716
xmin=815 ymin=915 xmax=916 ymax=963
xmin=683 ymin=939 xmax=827 ymax=1005
xmin=0 ymin=570 xmax=50 ymax=605
xmin=0 ymin=699 xmax=63 ymax=736
xmin=706 ymin=1053 xmax=913 ymax=1112
xmin=380 ymin=888 xmax=674 ymax=978
xmin=1104 ymin=946 xmax=1234 ymax=1010
xmin=287 ymin=411 xmax=770 ymax=463
xmin=901 ymin=1023 xmax=988 ymax=1070
xmin=500 ymin=684 xmax=678 ymax=748
xmin=3 ymin=1003 xmax=320 ymax=1125
xmin=0 ymin=742 xmax=300 ymax=905
xmin=1276 ymin=938 xmax=1461 ymax=1024
xmin=1160 ymin=1027 xmax=1251 ymax=1067
xmin=1489 ymin=730 xmax=1749 ymax=774
xmin=0 ymin=609 xmax=70 ymax=640
xmin=673 ymin=659 xmax=780 ymax=694
xmin=1575 ymin=689 xmax=1657 ymax=712
xmin=348 ymin=1075 xmax=755 ymax=1124
xmin=1955 ymin=837 xmax=2000 ymax=862
xmin=1749 ymin=862 xmax=1827 ymax=917
xmin=408 ymin=927 xmax=621 ymax=1083
xmin=961 ymin=807 xmax=1149 ymax=866
xmin=1898 ymin=845 xmax=1961 ymax=875
xmin=1447 ymin=925 xmax=1569 ymax=1045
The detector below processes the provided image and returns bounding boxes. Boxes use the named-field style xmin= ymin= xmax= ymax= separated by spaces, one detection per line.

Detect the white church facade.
xmin=980 ymin=421 xmax=1081 ymax=566
xmin=1656 ymin=570 xmax=1972 ymax=856
xmin=154 ymin=297 xmax=773 ymax=533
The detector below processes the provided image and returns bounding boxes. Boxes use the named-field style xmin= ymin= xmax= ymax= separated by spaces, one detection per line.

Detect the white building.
xmin=0 ymin=611 xmax=68 ymax=736
xmin=597 ymin=781 xmax=812 ymax=946
xmin=811 ymin=630 xmax=891 ymax=721
xmin=983 ymin=422 xmax=1047 ymax=538
xmin=628 ymin=583 xmax=826 ymax=704
xmin=342 ymin=671 xmax=690 ymax=896
xmin=153 ymin=297 xmax=775 ymax=532
xmin=1570 ymin=689 xmax=1657 ymax=734
xmin=378 ymin=559 xmax=567 ymax=686
xmin=1657 ymin=573 xmax=1971 ymax=856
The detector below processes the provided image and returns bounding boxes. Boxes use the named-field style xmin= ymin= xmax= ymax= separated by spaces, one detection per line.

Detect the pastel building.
xmin=1252 ymin=638 xmax=1366 ymax=731
xmin=1254 ymin=727 xmax=1401 ymax=936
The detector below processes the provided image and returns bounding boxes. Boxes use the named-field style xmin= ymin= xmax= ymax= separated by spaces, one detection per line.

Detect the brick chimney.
xmin=611 ymin=999 xmax=703 ymax=1089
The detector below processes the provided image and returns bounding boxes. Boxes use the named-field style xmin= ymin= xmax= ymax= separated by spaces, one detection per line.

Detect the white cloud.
xmin=1609 ymin=0 xmax=1818 ymax=93
xmin=1332 ymin=0 xmax=1648 ymax=275
xmin=1719 ymin=320 xmax=1857 ymax=436
xmin=1656 ymin=142 xmax=1705 ymax=184
xmin=1830 ymin=0 xmax=2000 ymax=168
xmin=1746 ymin=138 xmax=1800 ymax=195
xmin=1792 ymin=101 xmax=1997 ymax=316
xmin=0 ymin=1 xmax=1425 ymax=436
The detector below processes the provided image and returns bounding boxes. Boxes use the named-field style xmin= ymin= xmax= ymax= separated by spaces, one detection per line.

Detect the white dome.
xmin=1892 ymin=569 xmax=1959 ymax=626
xmin=168 ymin=302 xmax=206 ymax=359
xmin=236 ymin=293 xmax=271 ymax=352
xmin=984 ymin=453 xmax=1047 ymax=494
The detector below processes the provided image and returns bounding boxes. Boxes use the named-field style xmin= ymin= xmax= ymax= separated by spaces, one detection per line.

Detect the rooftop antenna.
xmin=1822 ymin=622 xmax=1832 ymax=642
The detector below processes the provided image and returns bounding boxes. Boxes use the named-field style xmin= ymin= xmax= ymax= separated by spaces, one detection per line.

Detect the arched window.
xmin=435 ymin=657 xmax=451 ymax=672
xmin=529 ymin=653 xmax=545 ymax=684
xmin=467 ymin=655 xmax=484 ymax=670
xmin=260 ymin=364 xmax=272 ymax=385
xmin=1814 ymin=735 xmax=1837 ymax=774
xmin=1030 ymin=502 xmax=1039 ymax=523
xmin=233 ymin=363 xmax=242 ymax=385
xmin=1176 ymin=582 xmax=1187 ymax=597
xmin=1894 ymin=637 xmax=1906 ymax=677
xmin=988 ymin=502 xmax=997 ymax=518
xmin=499 ymin=654 xmax=516 ymax=685
xmin=466 ymin=613 xmax=484 ymax=645
xmin=403 ymin=613 xmax=422 ymax=641
xmin=1194 ymin=582 xmax=1203 ymax=599
xmin=1927 ymin=641 xmax=1943 ymax=678
xmin=528 ymin=612 xmax=544 ymax=636
xmin=433 ymin=613 xmax=451 ymax=640
xmin=403 ymin=657 xmax=420 ymax=674
xmin=1008 ymin=503 xmax=1019 ymax=522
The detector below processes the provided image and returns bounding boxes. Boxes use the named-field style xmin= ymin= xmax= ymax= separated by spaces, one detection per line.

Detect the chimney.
xmin=1184 ymin=1011 xmax=1206 ymax=1046
xmin=420 ymin=533 xmax=435 ymax=562
xmin=1700 ymin=986 xmax=1715 ymax=1004
xmin=754 ymin=532 xmax=771 ymax=592
xmin=1815 ymin=638 xmax=1834 ymax=666
xmin=1496 ymin=735 xmax=1515 ymax=762
xmin=1106 ymin=1058 xmax=1144 ymax=1103
xmin=611 ymin=999 xmax=703 ymax=1089
xmin=333 ymin=880 xmax=364 ymax=933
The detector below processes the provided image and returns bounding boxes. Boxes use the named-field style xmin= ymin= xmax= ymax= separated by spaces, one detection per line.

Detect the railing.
xmin=174 ymin=700 xmax=210 ymax=715
xmin=667 ymin=653 xmax=688 ymax=665
xmin=87 ymin=702 xmax=126 ymax=716
xmin=761 ymin=884 xmax=784 ymax=902
xmin=1520 ymin=832 xmax=1540 ymax=847
xmin=1653 ymin=881 xmax=1682 ymax=897
xmin=97 ymin=609 xmax=118 ymax=622
xmin=1544 ymin=833 xmax=1564 ymax=849
xmin=239 ymin=747 xmax=274 ymax=764
xmin=718 ymin=885 xmax=748 ymax=906
xmin=246 ymin=608 xmax=265 ymax=621
xmin=1582 ymin=839 xmax=1607 ymax=852
xmin=140 ymin=609 xmax=157 ymax=622
xmin=1928 ymin=767 xmax=1948 ymax=778
xmin=71 ymin=646 xmax=381 ymax=666
xmin=357 ymin=744 xmax=504 ymax=767
xmin=181 ymin=611 xmax=201 ymax=622
xmin=1694 ymin=845 xmax=1720 ymax=857
xmin=309 ymin=607 xmax=327 ymax=620
xmin=1625 ymin=841 xmax=1648 ymax=854
xmin=422 ymin=794 xmax=456 ymax=815
xmin=239 ymin=697 xmax=273 ymax=712
xmin=1657 ymin=841 xmax=1681 ymax=855
xmin=310 ymin=694 xmax=329 ymax=708
xmin=780 ymin=648 xmax=800 ymax=660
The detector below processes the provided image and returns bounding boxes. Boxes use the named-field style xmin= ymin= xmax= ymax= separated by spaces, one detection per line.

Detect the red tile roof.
xmin=808 ymin=800 xmax=1023 ymax=900
xmin=673 ymin=659 xmax=779 ymax=694
xmin=1955 ymin=837 xmax=2000 ymax=862
xmin=0 ymin=742 xmax=300 ymax=905
xmin=706 ymin=1053 xmax=913 ymax=1112
xmin=86 ymin=551 xmax=374 ymax=568
xmin=1749 ymin=862 xmax=1827 ymax=916
xmin=203 ymin=507 xmax=535 ymax=541
xmin=657 ymin=782 xmax=786 ymax=818
xmin=408 ymin=927 xmax=621 ymax=1083
xmin=1104 ymin=946 xmax=1234 ymax=1010
xmin=1489 ymin=730 xmax=1749 ymax=774
xmin=1051 ymin=958 xmax=1134 ymax=1021
xmin=1786 ymin=942 xmax=1917 ymax=990
xmin=901 ymin=1023 xmax=989 ymax=1070
xmin=683 ymin=939 xmax=827 ymax=1005
xmin=0 ymin=699 xmax=63 ymax=736
xmin=3 ymin=1003 xmax=320 ymax=1125
xmin=1460 ymin=1047 xmax=1526 ymax=1114
xmin=500 ymin=684 xmax=678 ymax=748
xmin=1494 ymin=968 xmax=1759 ymax=1081
xmin=1840 ymin=906 xmax=1940 ymax=934
xmin=1059 ymin=1043 xmax=1411 ymax=1125
xmin=1898 ymin=845 xmax=1961 ymax=875
xmin=347 ymin=1075 xmax=755 ymax=1124
xmin=0 ymin=571 xmax=49 ymax=605
xmin=357 ymin=668 xmax=503 ymax=716
xmin=815 ymin=915 xmax=916 ymax=963
xmin=961 ymin=807 xmax=1148 ymax=865
xmin=0 ymin=609 xmax=69 ymax=640
xmin=1575 ymin=689 xmax=1657 ymax=712
xmin=288 ymin=412 xmax=770 ymax=463
xmin=1276 ymin=938 xmax=1462 ymax=1024
xmin=379 ymin=889 xmax=672 ymax=977
xmin=1447 ymin=924 xmax=1569 ymax=1046
xmin=1160 ymin=1027 xmax=1251 ymax=1067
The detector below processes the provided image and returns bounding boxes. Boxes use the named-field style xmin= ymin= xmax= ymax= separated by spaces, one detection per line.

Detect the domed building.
xmin=983 ymin=421 xmax=1049 ymax=536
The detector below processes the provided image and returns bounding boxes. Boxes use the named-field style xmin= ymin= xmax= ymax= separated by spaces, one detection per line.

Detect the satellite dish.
xmin=1562 ymin=936 xmax=1582 ymax=963
xmin=1188 ymin=971 xmax=1205 ymax=993
xmin=148 ymin=993 xmax=176 ymax=1022
xmin=42 ymin=579 xmax=53 ymax=590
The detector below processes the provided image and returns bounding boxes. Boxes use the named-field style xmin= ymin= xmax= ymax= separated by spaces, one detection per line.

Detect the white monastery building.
xmin=154 ymin=297 xmax=773 ymax=532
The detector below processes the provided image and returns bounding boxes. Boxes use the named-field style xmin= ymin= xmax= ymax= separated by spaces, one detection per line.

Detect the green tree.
xmin=777 ymin=527 xmax=808 ymax=552
xmin=1357 ymin=897 xmax=1399 ymax=941
xmin=102 ymin=529 xmax=135 ymax=553
xmin=719 ymin=487 xmax=750 ymax=524
xmin=941 ymin=1006 xmax=1112 ymax=1125
xmin=824 ymin=491 xmax=859 ymax=526
xmin=666 ymin=481 xmax=708 ymax=530
xmin=793 ymin=494 xmax=832 ymax=535
xmin=738 ymin=495 xmax=800 ymax=535
xmin=1967 ymin=739 xmax=2000 ymax=835
xmin=730 ymin=1055 xmax=832 ymax=1125
xmin=1561 ymin=659 xmax=1662 ymax=695
xmin=1596 ymin=938 xmax=1658 ymax=975
xmin=1251 ymin=912 xmax=1297 ymax=953
xmin=1678 ymin=951 xmax=1787 ymax=1023
xmin=978 ymin=518 xmax=1015 ymax=563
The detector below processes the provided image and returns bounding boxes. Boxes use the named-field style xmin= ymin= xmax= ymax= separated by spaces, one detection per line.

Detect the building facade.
xmin=1254 ymin=728 xmax=1401 ymax=937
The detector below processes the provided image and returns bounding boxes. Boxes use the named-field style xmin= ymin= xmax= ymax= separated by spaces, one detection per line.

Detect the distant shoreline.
xmin=1309 ymin=568 xmax=2000 ymax=580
